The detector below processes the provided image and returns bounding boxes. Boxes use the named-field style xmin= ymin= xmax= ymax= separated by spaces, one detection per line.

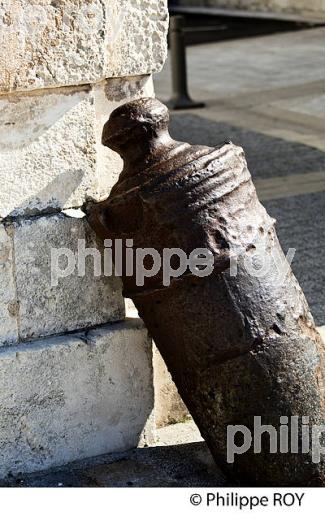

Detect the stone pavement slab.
xmin=155 ymin=27 xmax=325 ymax=100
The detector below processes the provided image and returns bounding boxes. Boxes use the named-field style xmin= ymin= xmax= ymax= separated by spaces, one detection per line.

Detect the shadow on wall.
xmin=0 ymin=87 xmax=97 ymax=219
xmin=0 ymin=89 xmax=89 ymax=150
xmin=6 ymin=168 xmax=85 ymax=219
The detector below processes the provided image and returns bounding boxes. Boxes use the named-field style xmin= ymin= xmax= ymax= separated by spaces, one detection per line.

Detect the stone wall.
xmin=153 ymin=346 xmax=189 ymax=427
xmin=0 ymin=0 xmax=168 ymax=478
xmin=125 ymin=299 xmax=189 ymax=428
xmin=175 ymin=0 xmax=325 ymax=17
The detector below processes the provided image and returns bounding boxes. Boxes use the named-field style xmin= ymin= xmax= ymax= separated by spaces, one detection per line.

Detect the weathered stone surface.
xmin=93 ymin=76 xmax=155 ymax=197
xmin=1 ymin=422 xmax=224 ymax=488
xmin=319 ymin=326 xmax=325 ymax=342
xmin=0 ymin=87 xmax=95 ymax=218
xmin=0 ymin=319 xmax=154 ymax=478
xmin=153 ymin=346 xmax=189 ymax=428
xmin=0 ymin=225 xmax=18 ymax=345
xmin=9 ymin=213 xmax=124 ymax=342
xmin=0 ymin=75 xmax=154 ymax=219
xmin=125 ymin=298 xmax=188 ymax=427
xmin=0 ymin=0 xmax=168 ymax=93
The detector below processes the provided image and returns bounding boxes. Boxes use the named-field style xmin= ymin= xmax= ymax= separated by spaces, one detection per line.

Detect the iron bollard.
xmin=89 ymin=98 xmax=325 ymax=486
xmin=167 ymin=16 xmax=205 ymax=110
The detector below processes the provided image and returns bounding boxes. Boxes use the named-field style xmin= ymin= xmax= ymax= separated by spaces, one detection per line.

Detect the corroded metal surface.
xmin=89 ymin=98 xmax=325 ymax=485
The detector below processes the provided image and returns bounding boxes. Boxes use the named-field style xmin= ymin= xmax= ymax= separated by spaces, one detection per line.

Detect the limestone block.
xmin=93 ymin=75 xmax=155 ymax=197
xmin=0 ymin=225 xmax=18 ymax=345
xmin=0 ymin=75 xmax=154 ymax=219
xmin=318 ymin=326 xmax=325 ymax=343
xmin=10 ymin=212 xmax=124 ymax=342
xmin=125 ymin=299 xmax=189 ymax=427
xmin=153 ymin=346 xmax=189 ymax=428
xmin=0 ymin=319 xmax=154 ymax=478
xmin=0 ymin=0 xmax=168 ymax=93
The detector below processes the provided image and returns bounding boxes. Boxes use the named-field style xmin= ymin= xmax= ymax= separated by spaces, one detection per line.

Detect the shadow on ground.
xmin=1 ymin=441 xmax=227 ymax=488
xmin=169 ymin=114 xmax=325 ymax=179
xmin=169 ymin=114 xmax=325 ymax=325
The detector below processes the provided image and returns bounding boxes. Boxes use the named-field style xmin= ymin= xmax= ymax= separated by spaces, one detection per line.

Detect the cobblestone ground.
xmin=5 ymin=27 xmax=325 ymax=487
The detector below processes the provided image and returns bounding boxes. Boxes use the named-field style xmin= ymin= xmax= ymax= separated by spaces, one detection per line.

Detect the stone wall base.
xmin=0 ymin=319 xmax=154 ymax=479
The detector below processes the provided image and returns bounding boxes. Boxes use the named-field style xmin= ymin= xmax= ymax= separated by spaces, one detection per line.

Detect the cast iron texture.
xmin=89 ymin=98 xmax=325 ymax=486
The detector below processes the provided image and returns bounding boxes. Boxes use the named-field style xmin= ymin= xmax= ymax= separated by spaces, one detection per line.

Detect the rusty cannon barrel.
xmin=88 ymin=98 xmax=325 ymax=486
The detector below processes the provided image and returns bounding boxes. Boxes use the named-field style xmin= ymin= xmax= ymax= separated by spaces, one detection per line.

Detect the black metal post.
xmin=167 ymin=16 xmax=205 ymax=110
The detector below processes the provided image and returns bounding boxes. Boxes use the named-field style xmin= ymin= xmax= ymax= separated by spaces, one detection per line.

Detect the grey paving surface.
xmin=169 ymin=114 xmax=325 ymax=179
xmin=155 ymin=27 xmax=325 ymax=100
xmin=265 ymin=192 xmax=325 ymax=325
